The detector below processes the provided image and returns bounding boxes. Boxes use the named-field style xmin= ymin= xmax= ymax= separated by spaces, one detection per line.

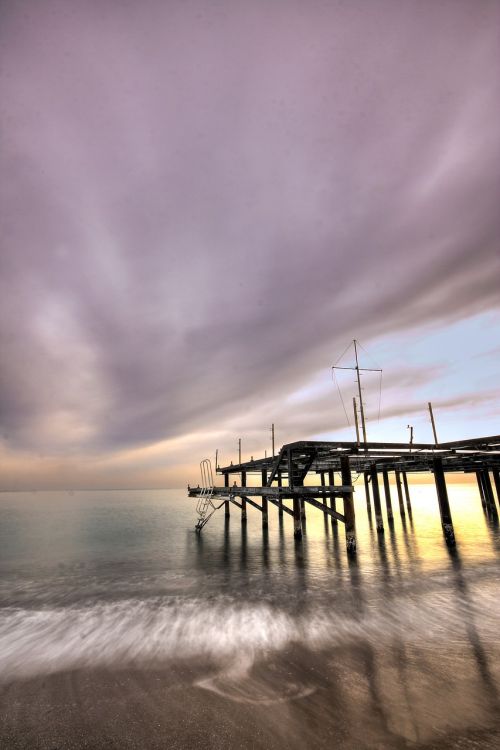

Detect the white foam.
xmin=0 ymin=584 xmax=498 ymax=682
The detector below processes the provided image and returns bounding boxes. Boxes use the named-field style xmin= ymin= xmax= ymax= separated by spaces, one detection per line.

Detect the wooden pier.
xmin=188 ymin=435 xmax=500 ymax=553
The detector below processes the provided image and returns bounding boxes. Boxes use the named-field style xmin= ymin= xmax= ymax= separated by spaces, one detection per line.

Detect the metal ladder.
xmin=195 ymin=459 xmax=225 ymax=532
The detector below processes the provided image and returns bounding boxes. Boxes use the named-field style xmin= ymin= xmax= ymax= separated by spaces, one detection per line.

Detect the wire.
xmin=332 ymin=367 xmax=351 ymax=427
xmin=357 ymin=340 xmax=382 ymax=370
xmin=333 ymin=340 xmax=354 ymax=367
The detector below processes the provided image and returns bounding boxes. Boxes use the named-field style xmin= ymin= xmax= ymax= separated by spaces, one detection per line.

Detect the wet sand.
xmin=2 ymin=640 xmax=500 ymax=750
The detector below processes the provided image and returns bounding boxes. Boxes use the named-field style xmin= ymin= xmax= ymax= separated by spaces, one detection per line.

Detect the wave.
xmin=1 ymin=583 xmax=498 ymax=683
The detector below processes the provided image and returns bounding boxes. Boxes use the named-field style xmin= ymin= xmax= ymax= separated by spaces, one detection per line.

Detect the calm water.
xmin=1 ymin=482 xmax=499 ymax=748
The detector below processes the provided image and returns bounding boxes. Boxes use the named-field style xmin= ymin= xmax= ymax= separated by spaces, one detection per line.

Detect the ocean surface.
xmin=1 ymin=482 xmax=499 ymax=749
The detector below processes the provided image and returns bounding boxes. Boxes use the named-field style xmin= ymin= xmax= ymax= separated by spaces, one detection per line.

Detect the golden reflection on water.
xmin=267 ymin=477 xmax=498 ymax=576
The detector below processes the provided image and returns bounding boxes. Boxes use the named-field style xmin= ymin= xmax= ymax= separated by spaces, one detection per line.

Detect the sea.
xmin=0 ymin=482 xmax=499 ymax=749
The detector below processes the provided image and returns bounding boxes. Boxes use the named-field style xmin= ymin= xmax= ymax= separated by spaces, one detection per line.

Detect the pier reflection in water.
xmin=0 ymin=483 xmax=499 ymax=748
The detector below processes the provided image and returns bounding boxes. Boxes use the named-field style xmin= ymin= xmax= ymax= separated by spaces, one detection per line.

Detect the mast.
xmin=354 ymin=339 xmax=368 ymax=444
xmin=353 ymin=397 xmax=360 ymax=445
xmin=428 ymin=402 xmax=438 ymax=445
xmin=332 ymin=339 xmax=381 ymax=447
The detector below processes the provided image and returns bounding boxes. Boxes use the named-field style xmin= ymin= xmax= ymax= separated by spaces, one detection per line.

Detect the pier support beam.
xmin=261 ymin=469 xmax=269 ymax=528
xmin=341 ymin=456 xmax=356 ymax=553
xmin=402 ymin=472 xmax=412 ymax=515
xmin=382 ymin=469 xmax=394 ymax=523
xmin=395 ymin=470 xmax=406 ymax=516
xmin=328 ymin=469 xmax=337 ymax=525
xmin=433 ymin=456 xmax=455 ymax=546
xmin=370 ymin=464 xmax=384 ymax=533
xmin=241 ymin=470 xmax=247 ymax=523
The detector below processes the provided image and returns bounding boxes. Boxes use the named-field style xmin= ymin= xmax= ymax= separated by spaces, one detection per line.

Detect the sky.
xmin=1 ymin=0 xmax=499 ymax=490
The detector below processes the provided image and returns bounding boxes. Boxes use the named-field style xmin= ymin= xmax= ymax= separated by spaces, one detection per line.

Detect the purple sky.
xmin=1 ymin=0 xmax=499 ymax=489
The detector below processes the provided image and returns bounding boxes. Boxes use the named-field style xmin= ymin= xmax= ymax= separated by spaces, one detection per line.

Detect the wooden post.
xmin=341 ymin=455 xmax=356 ymax=553
xmin=277 ymin=470 xmax=283 ymax=517
xmin=328 ymin=469 xmax=337 ymax=525
xmin=288 ymin=450 xmax=302 ymax=539
xmin=241 ymin=470 xmax=247 ymax=523
xmin=370 ymin=464 xmax=384 ymax=533
xmin=224 ymin=473 xmax=230 ymax=517
xmin=433 ymin=456 xmax=455 ymax=546
xmin=476 ymin=470 xmax=486 ymax=508
xmin=395 ymin=470 xmax=405 ymax=516
xmin=261 ymin=468 xmax=269 ymax=528
xmin=382 ymin=469 xmax=393 ymax=523
xmin=402 ymin=471 xmax=412 ymax=515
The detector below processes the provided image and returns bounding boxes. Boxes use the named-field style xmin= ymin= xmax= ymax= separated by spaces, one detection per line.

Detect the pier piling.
xmin=370 ymin=464 xmax=384 ymax=533
xmin=328 ymin=469 xmax=338 ymax=525
xmin=287 ymin=449 xmax=302 ymax=540
xmin=364 ymin=472 xmax=371 ymax=510
xmin=395 ymin=470 xmax=406 ymax=516
xmin=341 ymin=455 xmax=356 ymax=553
xmin=433 ymin=456 xmax=455 ymax=546
xmin=382 ymin=469 xmax=394 ymax=523
xmin=241 ymin=470 xmax=247 ymax=523
xmin=224 ymin=473 xmax=230 ymax=517
xmin=261 ymin=468 xmax=269 ymax=527
xmin=493 ymin=469 xmax=500 ymax=506
xmin=277 ymin=471 xmax=283 ymax=517
xmin=402 ymin=472 xmax=412 ymax=515
xmin=476 ymin=470 xmax=486 ymax=509
xmin=480 ymin=470 xmax=498 ymax=519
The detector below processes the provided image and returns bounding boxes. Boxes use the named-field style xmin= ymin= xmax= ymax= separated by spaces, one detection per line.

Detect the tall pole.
xmin=353 ymin=397 xmax=360 ymax=445
xmin=428 ymin=402 xmax=438 ymax=445
xmin=271 ymin=423 xmax=275 ymax=457
xmin=238 ymin=438 xmax=241 ymax=464
xmin=215 ymin=449 xmax=218 ymax=471
xmin=407 ymin=425 xmax=414 ymax=451
xmin=354 ymin=339 xmax=368 ymax=444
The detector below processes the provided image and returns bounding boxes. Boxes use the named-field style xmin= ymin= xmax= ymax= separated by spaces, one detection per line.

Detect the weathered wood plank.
xmin=188 ymin=485 xmax=354 ymax=498
xmin=303 ymin=496 xmax=345 ymax=523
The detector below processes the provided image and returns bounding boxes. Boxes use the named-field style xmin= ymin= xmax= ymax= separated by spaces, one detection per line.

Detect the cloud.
xmin=1 ymin=0 xmax=499 ymax=484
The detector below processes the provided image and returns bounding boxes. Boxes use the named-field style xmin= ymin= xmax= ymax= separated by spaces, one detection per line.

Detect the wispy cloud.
xmin=1 ymin=0 xmax=499 ymax=486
